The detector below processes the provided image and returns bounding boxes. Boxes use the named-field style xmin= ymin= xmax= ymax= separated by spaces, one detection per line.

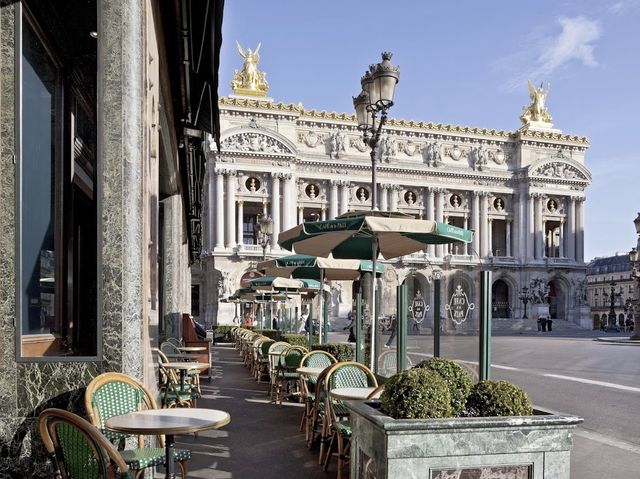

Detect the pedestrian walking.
xmin=384 ymin=314 xmax=397 ymax=347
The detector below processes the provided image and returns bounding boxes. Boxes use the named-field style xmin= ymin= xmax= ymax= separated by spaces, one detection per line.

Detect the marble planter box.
xmin=346 ymin=400 xmax=582 ymax=479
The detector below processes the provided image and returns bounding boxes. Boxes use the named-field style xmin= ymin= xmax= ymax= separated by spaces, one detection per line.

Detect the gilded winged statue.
xmin=520 ymin=80 xmax=552 ymax=125
xmin=231 ymin=41 xmax=269 ymax=95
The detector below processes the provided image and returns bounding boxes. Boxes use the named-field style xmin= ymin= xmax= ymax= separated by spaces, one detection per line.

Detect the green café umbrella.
xmin=278 ymin=211 xmax=473 ymax=371
xmin=247 ymin=275 xmax=322 ymax=292
xmin=257 ymin=254 xmax=384 ymax=281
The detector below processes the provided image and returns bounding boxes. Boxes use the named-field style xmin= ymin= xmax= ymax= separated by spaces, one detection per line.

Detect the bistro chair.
xmin=39 ymin=408 xmax=134 ymax=479
xmin=323 ymin=362 xmax=377 ymax=479
xmin=267 ymin=341 xmax=291 ymax=400
xmin=165 ymin=337 xmax=183 ymax=348
xmin=253 ymin=338 xmax=274 ymax=382
xmin=156 ymin=350 xmax=197 ymax=408
xmin=275 ymin=345 xmax=308 ymax=406
xmin=160 ymin=340 xmax=202 ymax=398
xmin=85 ymin=372 xmax=191 ymax=478
xmin=298 ymin=350 xmax=336 ymax=441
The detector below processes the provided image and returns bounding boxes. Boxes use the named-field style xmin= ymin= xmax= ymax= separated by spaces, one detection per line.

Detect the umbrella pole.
xmin=370 ymin=237 xmax=378 ymax=373
xmin=319 ymin=269 xmax=326 ymax=344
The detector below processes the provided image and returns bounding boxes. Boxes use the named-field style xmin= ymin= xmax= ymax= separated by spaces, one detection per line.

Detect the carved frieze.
xmin=297 ymin=130 xmax=326 ymax=148
xmin=328 ymin=130 xmax=348 ymax=159
xmin=221 ymin=132 xmax=292 ymax=154
xmin=444 ymin=144 xmax=469 ymax=162
xmin=532 ymin=162 xmax=586 ymax=180
xmin=398 ymin=139 xmax=422 ymax=157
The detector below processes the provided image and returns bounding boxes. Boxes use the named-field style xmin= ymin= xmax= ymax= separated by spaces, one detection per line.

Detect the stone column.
xmin=559 ymin=219 xmax=565 ymax=258
xmin=330 ymin=180 xmax=339 ymax=219
xmin=488 ymin=218 xmax=493 ymax=256
xmin=390 ymin=186 xmax=399 ymax=212
xmin=576 ymin=198 xmax=585 ymax=263
xmin=435 ymin=189 xmax=444 ymax=257
xmin=225 ymin=171 xmax=236 ymax=249
xmin=282 ymin=173 xmax=294 ymax=231
xmin=480 ymin=193 xmax=489 ymax=257
xmin=339 ymin=181 xmax=350 ymax=215
xmin=380 ymin=184 xmax=388 ymax=211
xmin=567 ymin=197 xmax=576 ymax=261
xmin=471 ymin=191 xmax=480 ymax=258
xmin=271 ymin=173 xmax=281 ymax=249
xmin=463 ymin=216 xmax=469 ymax=255
xmin=506 ymin=219 xmax=512 ymax=257
xmin=527 ymin=193 xmax=535 ymax=260
xmin=427 ymin=188 xmax=435 ymax=257
xmin=236 ymin=200 xmax=244 ymax=251
xmin=215 ymin=169 xmax=225 ymax=250
xmin=298 ymin=205 xmax=304 ymax=225
xmin=262 ymin=200 xmax=268 ymax=217
xmin=206 ymin=160 xmax=215 ymax=252
xmin=321 ymin=207 xmax=326 ymax=221
xmin=534 ymin=195 xmax=544 ymax=259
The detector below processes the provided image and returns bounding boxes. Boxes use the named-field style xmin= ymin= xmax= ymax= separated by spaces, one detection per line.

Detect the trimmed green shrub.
xmin=281 ymin=333 xmax=317 ymax=348
xmin=380 ymin=369 xmax=452 ymax=419
xmin=253 ymin=329 xmax=281 ymax=340
xmin=311 ymin=343 xmax=354 ymax=362
xmin=466 ymin=380 xmax=533 ymax=417
xmin=413 ymin=358 xmax=473 ymax=416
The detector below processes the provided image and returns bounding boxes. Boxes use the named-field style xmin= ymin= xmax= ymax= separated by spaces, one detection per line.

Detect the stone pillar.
xmin=298 ymin=205 xmax=304 ymax=225
xmin=471 ymin=191 xmax=480 ymax=258
xmin=339 ymin=181 xmax=350 ymax=215
xmin=390 ymin=186 xmax=399 ymax=212
xmin=535 ymin=195 xmax=544 ymax=259
xmin=162 ymin=195 xmax=186 ymax=339
xmin=463 ymin=216 xmax=469 ymax=255
xmin=330 ymin=180 xmax=339 ymax=219
xmin=271 ymin=173 xmax=281 ymax=249
xmin=527 ymin=193 xmax=535 ymax=260
xmin=262 ymin=200 xmax=268 ymax=217
xmin=480 ymin=193 xmax=489 ymax=257
xmin=321 ymin=207 xmax=326 ymax=221
xmin=576 ymin=198 xmax=585 ymax=263
xmin=506 ymin=219 xmax=512 ymax=257
xmin=488 ymin=218 xmax=493 ymax=256
xmin=215 ymin=169 xmax=225 ymax=250
xmin=206 ymin=160 xmax=215 ymax=252
xmin=566 ymin=197 xmax=576 ymax=261
xmin=225 ymin=171 xmax=236 ymax=249
xmin=236 ymin=200 xmax=244 ymax=251
xmin=435 ymin=189 xmax=444 ymax=257
xmin=559 ymin=219 xmax=565 ymax=258
xmin=282 ymin=173 xmax=294 ymax=231
xmin=427 ymin=188 xmax=435 ymax=257
xmin=380 ymin=184 xmax=388 ymax=211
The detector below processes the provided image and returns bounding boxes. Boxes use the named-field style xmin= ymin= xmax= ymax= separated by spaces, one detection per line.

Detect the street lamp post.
xmin=256 ymin=214 xmax=273 ymax=261
xmin=604 ymin=281 xmax=622 ymax=332
xmin=518 ymin=287 xmax=532 ymax=319
xmin=353 ymin=52 xmax=400 ymax=371
xmin=628 ymin=212 xmax=640 ymax=340
xmin=353 ymin=52 xmax=400 ymax=212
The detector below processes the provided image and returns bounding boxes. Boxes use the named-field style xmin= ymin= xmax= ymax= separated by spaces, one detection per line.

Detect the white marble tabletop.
xmin=330 ymin=387 xmax=381 ymax=400
xmin=161 ymin=362 xmax=209 ymax=371
xmin=296 ymin=366 xmax=326 ymax=377
xmin=105 ymin=408 xmax=230 ymax=435
xmin=177 ymin=346 xmax=207 ymax=352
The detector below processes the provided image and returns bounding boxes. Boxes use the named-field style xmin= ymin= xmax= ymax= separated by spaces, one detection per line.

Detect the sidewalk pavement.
xmin=169 ymin=343 xmax=328 ymax=478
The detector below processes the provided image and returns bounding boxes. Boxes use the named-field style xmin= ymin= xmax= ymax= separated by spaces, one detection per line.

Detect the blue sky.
xmin=219 ymin=1 xmax=640 ymax=260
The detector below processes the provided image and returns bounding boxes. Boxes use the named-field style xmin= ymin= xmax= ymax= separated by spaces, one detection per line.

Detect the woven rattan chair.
xmin=267 ymin=341 xmax=290 ymax=399
xmin=322 ymin=362 xmax=377 ymax=479
xmin=275 ymin=345 xmax=308 ymax=406
xmin=85 ymin=372 xmax=191 ymax=478
xmin=165 ymin=337 xmax=183 ymax=348
xmin=39 ymin=408 xmax=134 ymax=479
xmin=298 ymin=350 xmax=337 ymax=441
xmin=156 ymin=351 xmax=196 ymax=408
xmin=254 ymin=338 xmax=275 ymax=383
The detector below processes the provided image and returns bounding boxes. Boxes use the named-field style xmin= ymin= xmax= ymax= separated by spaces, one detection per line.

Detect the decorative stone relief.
xmin=398 ymin=139 xmax=421 ymax=157
xmin=355 ymin=186 xmax=370 ymax=202
xmin=350 ymin=136 xmax=369 ymax=152
xmin=245 ymin=176 xmax=261 ymax=193
xmin=493 ymin=197 xmax=505 ymax=211
xmin=221 ymin=132 xmax=291 ymax=154
xmin=444 ymin=144 xmax=468 ymax=162
xmin=297 ymin=130 xmax=325 ymax=148
xmin=472 ymin=144 xmax=488 ymax=171
xmin=450 ymin=193 xmax=462 ymax=208
xmin=533 ymin=162 xmax=585 ymax=180
xmin=489 ymin=148 xmax=511 ymax=165
xmin=404 ymin=190 xmax=417 ymax=205
xmin=328 ymin=130 xmax=347 ymax=159
xmin=378 ymin=134 xmax=397 ymax=162
xmin=425 ymin=141 xmax=444 ymax=167
xmin=305 ymin=183 xmax=319 ymax=199
xmin=547 ymin=198 xmax=558 ymax=213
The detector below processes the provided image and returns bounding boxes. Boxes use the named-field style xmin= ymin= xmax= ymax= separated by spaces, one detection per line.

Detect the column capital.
xmin=380 ymin=184 xmax=389 ymax=190
xmin=215 ymin=167 xmax=227 ymax=175
xmin=271 ymin=171 xmax=281 ymax=180
xmin=226 ymin=169 xmax=237 ymax=177
xmin=279 ymin=172 xmax=293 ymax=180
xmin=237 ymin=200 xmax=244 ymax=206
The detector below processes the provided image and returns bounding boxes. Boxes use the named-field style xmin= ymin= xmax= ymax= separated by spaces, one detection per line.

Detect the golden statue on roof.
xmin=520 ymin=80 xmax=552 ymax=126
xmin=231 ymin=41 xmax=269 ymax=96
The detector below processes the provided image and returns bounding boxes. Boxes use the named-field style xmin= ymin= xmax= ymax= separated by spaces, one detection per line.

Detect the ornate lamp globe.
xmin=366 ymin=52 xmax=400 ymax=110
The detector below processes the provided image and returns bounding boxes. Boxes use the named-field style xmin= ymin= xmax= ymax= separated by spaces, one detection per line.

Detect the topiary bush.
xmin=413 ymin=358 xmax=473 ymax=416
xmin=311 ymin=343 xmax=354 ymax=362
xmin=253 ymin=329 xmax=282 ymax=340
xmin=465 ymin=380 xmax=533 ymax=417
xmin=380 ymin=368 xmax=453 ymax=419
xmin=281 ymin=333 xmax=317 ymax=348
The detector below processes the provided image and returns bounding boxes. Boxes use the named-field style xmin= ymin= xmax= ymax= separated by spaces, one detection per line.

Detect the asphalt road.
xmin=490 ymin=335 xmax=640 ymax=479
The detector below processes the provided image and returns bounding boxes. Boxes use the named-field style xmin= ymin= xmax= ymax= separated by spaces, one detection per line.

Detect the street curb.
xmin=595 ymin=337 xmax=640 ymax=345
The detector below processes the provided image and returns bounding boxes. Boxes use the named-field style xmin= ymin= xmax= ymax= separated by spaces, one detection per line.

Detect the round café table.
xmin=330 ymin=386 xmax=381 ymax=400
xmin=177 ymin=346 xmax=207 ymax=352
xmin=296 ymin=366 xmax=326 ymax=377
xmin=106 ymin=408 xmax=230 ymax=479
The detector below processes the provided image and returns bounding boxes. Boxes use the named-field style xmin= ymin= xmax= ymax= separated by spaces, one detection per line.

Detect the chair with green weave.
xmin=160 ymin=340 xmax=202 ymax=401
xmin=165 ymin=337 xmax=183 ymax=348
xmin=267 ymin=341 xmax=290 ymax=400
xmin=322 ymin=361 xmax=377 ymax=479
xmin=275 ymin=345 xmax=308 ymax=406
xmin=39 ymin=408 xmax=133 ymax=479
xmin=156 ymin=350 xmax=196 ymax=408
xmin=85 ymin=372 xmax=191 ymax=478
xmin=254 ymin=338 xmax=275 ymax=383
xmin=298 ymin=350 xmax=337 ymax=442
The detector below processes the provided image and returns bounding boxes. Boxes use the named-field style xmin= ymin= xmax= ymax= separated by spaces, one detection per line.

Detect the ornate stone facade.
xmin=194 ymin=90 xmax=592 ymax=330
